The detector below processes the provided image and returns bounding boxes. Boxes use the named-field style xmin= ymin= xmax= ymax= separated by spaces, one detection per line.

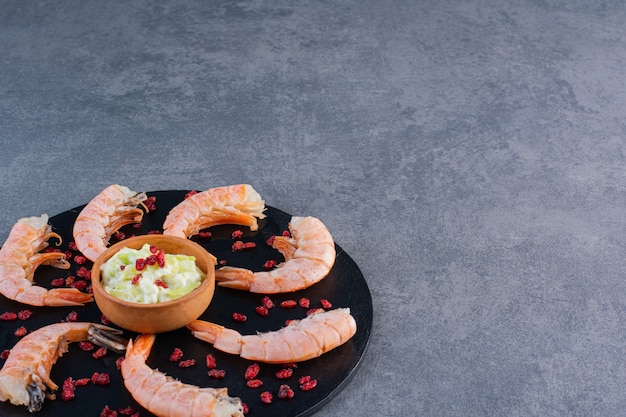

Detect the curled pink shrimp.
xmin=187 ymin=308 xmax=357 ymax=364
xmin=73 ymin=184 xmax=148 ymax=261
xmin=121 ymin=333 xmax=244 ymax=417
xmin=162 ymin=184 xmax=265 ymax=238
xmin=0 ymin=215 xmax=92 ymax=306
xmin=0 ymin=322 xmax=123 ymax=412
xmin=215 ymin=216 xmax=335 ymax=293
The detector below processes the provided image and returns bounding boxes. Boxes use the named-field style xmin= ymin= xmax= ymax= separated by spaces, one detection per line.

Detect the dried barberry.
xmin=320 ymin=299 xmax=332 ymax=309
xmin=169 ymin=348 xmax=184 ymax=362
xmin=298 ymin=297 xmax=310 ymax=308
xmin=255 ymin=306 xmax=269 ymax=317
xmin=280 ymin=300 xmax=297 ymax=309
xmin=92 ymin=347 xmax=107 ymax=359
xmin=179 ymin=359 xmax=196 ymax=368
xmin=17 ymin=310 xmax=32 ymax=320
xmin=1 ymin=350 xmax=10 ymax=360
xmin=79 ymin=341 xmax=94 ymax=351
xmin=260 ymin=391 xmax=273 ymax=404
xmin=263 ymin=259 xmax=277 ymax=270
xmin=66 ymin=311 xmax=78 ymax=322
xmin=261 ymin=296 xmax=274 ymax=309
xmin=100 ymin=405 xmax=117 ymax=417
xmin=206 ymin=353 xmax=217 ymax=369
xmin=244 ymin=363 xmax=260 ymax=380
xmin=91 ymin=372 xmax=110 ymax=385
xmin=246 ymin=379 xmax=263 ymax=389
xmin=208 ymin=369 xmax=226 ymax=378
xmin=14 ymin=326 xmax=27 ymax=337
xmin=232 ymin=312 xmax=247 ymax=322
xmin=74 ymin=255 xmax=87 ymax=265
xmin=275 ymin=368 xmax=293 ymax=379
xmin=232 ymin=230 xmax=243 ymax=239
xmin=50 ymin=278 xmax=65 ymax=287
xmin=278 ymin=384 xmax=295 ymax=399
xmin=0 ymin=312 xmax=17 ymax=321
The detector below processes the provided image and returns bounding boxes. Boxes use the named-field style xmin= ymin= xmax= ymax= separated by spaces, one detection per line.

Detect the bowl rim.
xmin=91 ymin=234 xmax=216 ymax=309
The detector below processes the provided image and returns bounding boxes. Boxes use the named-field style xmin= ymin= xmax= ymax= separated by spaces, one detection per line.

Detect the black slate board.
xmin=0 ymin=190 xmax=373 ymax=417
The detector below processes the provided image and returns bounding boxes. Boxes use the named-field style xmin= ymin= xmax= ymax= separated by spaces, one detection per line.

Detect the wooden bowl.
xmin=91 ymin=235 xmax=216 ymax=333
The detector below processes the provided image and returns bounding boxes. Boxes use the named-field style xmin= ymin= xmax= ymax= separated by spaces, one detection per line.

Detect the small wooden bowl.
xmin=91 ymin=235 xmax=216 ymax=333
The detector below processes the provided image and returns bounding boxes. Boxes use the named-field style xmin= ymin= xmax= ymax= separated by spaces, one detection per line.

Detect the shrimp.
xmin=121 ymin=333 xmax=244 ymax=417
xmin=162 ymin=184 xmax=265 ymax=238
xmin=187 ymin=308 xmax=357 ymax=364
xmin=215 ymin=216 xmax=335 ymax=293
xmin=0 ymin=322 xmax=124 ymax=412
xmin=0 ymin=215 xmax=93 ymax=306
xmin=73 ymin=184 xmax=148 ymax=261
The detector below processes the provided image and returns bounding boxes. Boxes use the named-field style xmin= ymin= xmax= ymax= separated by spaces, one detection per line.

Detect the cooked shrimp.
xmin=187 ymin=308 xmax=357 ymax=364
xmin=215 ymin=216 xmax=335 ymax=293
xmin=0 ymin=215 xmax=93 ymax=306
xmin=121 ymin=334 xmax=244 ymax=417
xmin=73 ymin=184 xmax=148 ymax=261
xmin=163 ymin=184 xmax=265 ymax=238
xmin=0 ymin=322 xmax=123 ymax=412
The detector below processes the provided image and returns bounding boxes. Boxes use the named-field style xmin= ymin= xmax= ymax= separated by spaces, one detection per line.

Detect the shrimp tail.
xmin=214 ymin=267 xmax=253 ymax=290
xmin=42 ymin=288 xmax=93 ymax=306
xmin=126 ymin=333 xmax=156 ymax=360
xmin=187 ymin=320 xmax=243 ymax=355
xmin=186 ymin=320 xmax=223 ymax=344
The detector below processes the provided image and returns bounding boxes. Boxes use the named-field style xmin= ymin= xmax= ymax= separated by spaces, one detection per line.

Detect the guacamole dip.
xmin=100 ymin=243 xmax=205 ymax=304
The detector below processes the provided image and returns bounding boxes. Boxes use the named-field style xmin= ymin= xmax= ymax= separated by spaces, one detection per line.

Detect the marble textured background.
xmin=1 ymin=1 xmax=625 ymax=416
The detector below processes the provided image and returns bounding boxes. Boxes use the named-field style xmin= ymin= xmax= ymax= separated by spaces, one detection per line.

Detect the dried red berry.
xmin=243 ymin=242 xmax=256 ymax=249
xmin=61 ymin=388 xmax=75 ymax=401
xmin=299 ymin=375 xmax=312 ymax=385
xmin=149 ymin=245 xmax=158 ymax=254
xmin=92 ymin=347 xmax=107 ymax=359
xmin=91 ymin=372 xmax=110 ymax=385
xmin=66 ymin=311 xmax=78 ymax=322
xmin=275 ymin=368 xmax=293 ymax=379
xmin=17 ymin=310 xmax=32 ymax=320
xmin=100 ymin=405 xmax=117 ymax=417
xmin=75 ymin=378 xmax=90 ymax=386
xmin=157 ymin=249 xmax=165 ymax=267
xmin=260 ymin=391 xmax=273 ymax=404
xmin=68 ymin=242 xmax=78 ymax=251
xmin=76 ymin=267 xmax=91 ymax=279
xmin=50 ymin=278 xmax=65 ymax=287
xmin=79 ymin=341 xmax=94 ymax=351
xmin=0 ymin=312 xmax=17 ymax=321
xmin=320 ymin=299 xmax=332 ymax=309
xmin=246 ymin=379 xmax=263 ymax=389
xmin=198 ymin=231 xmax=211 ymax=238
xmin=178 ymin=359 xmax=196 ymax=368
xmin=208 ymin=369 xmax=226 ymax=378
xmin=131 ymin=274 xmax=142 ymax=285
xmin=64 ymin=251 xmax=73 ymax=261
xmin=298 ymin=297 xmax=310 ymax=308
xmin=300 ymin=378 xmax=317 ymax=391
xmin=169 ymin=348 xmax=184 ymax=362
xmin=266 ymin=235 xmax=276 ymax=246
xmin=14 ymin=326 xmax=27 ymax=337
xmin=185 ymin=190 xmax=198 ymax=199
xmin=231 ymin=241 xmax=245 ymax=251
xmin=206 ymin=354 xmax=217 ymax=369
xmin=117 ymin=406 xmax=136 ymax=415
xmin=65 ymin=276 xmax=75 ymax=286
xmin=241 ymin=402 xmax=249 ymax=414
xmin=280 ymin=300 xmax=297 ymax=308
xmin=278 ymin=384 xmax=295 ymax=399
xmin=154 ymin=279 xmax=168 ymax=288
xmin=232 ymin=312 xmax=247 ymax=322
xmin=255 ymin=306 xmax=269 ymax=317
xmin=114 ymin=231 xmax=126 ymax=241
xmin=1 ymin=350 xmax=10 ymax=360
xmin=135 ymin=258 xmax=146 ymax=271
xmin=261 ymin=296 xmax=274 ymax=309
xmin=116 ymin=357 xmax=124 ymax=370
xmin=71 ymin=280 xmax=87 ymax=291
xmin=244 ymin=363 xmax=260 ymax=380
xmin=145 ymin=255 xmax=158 ymax=265
xmin=263 ymin=259 xmax=277 ymax=270
xmin=145 ymin=196 xmax=157 ymax=212
xmin=306 ymin=308 xmax=325 ymax=316
xmin=74 ymin=255 xmax=87 ymax=265
xmin=101 ymin=314 xmax=111 ymax=325
xmin=232 ymin=230 xmax=244 ymax=239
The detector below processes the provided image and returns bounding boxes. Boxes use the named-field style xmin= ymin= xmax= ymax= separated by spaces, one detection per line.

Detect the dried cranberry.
xmin=66 ymin=311 xmax=78 ymax=322
xmin=263 ymin=259 xmax=277 ymax=270
xmin=244 ymin=363 xmax=260 ymax=380
xmin=169 ymin=348 xmax=184 ymax=362
xmin=14 ymin=326 xmax=27 ymax=337
xmin=179 ymin=359 xmax=196 ymax=368
xmin=320 ymin=299 xmax=333 ymax=309
xmin=231 ymin=241 xmax=245 ymax=251
xmin=278 ymin=384 xmax=295 ymax=399
xmin=145 ymin=255 xmax=158 ymax=265
xmin=74 ymin=378 xmax=90 ymax=386
xmin=149 ymin=245 xmax=158 ymax=254
xmin=65 ymin=276 xmax=75 ymax=286
xmin=260 ymin=391 xmax=273 ymax=404
xmin=255 ymin=306 xmax=269 ymax=317
xmin=275 ymin=368 xmax=293 ymax=379
xmin=135 ymin=258 xmax=146 ymax=271
xmin=131 ymin=274 xmax=142 ymax=285
xmin=246 ymin=379 xmax=263 ymax=388
xmin=298 ymin=297 xmax=310 ymax=308
xmin=92 ymin=347 xmax=107 ymax=359
xmin=208 ymin=369 xmax=226 ymax=378
xmin=17 ymin=310 xmax=32 ymax=320
xmin=74 ymin=255 xmax=87 ymax=265
xmin=232 ymin=312 xmax=247 ymax=322
xmin=156 ymin=249 xmax=165 ymax=267
xmin=71 ymin=280 xmax=87 ymax=291
xmin=50 ymin=278 xmax=65 ymax=287
xmin=280 ymin=300 xmax=297 ymax=308
xmin=261 ymin=296 xmax=274 ymax=309
xmin=300 ymin=377 xmax=317 ymax=391
xmin=154 ymin=279 xmax=168 ymax=288
xmin=76 ymin=267 xmax=91 ymax=279
xmin=232 ymin=230 xmax=243 ymax=239
xmin=206 ymin=354 xmax=217 ymax=369
xmin=91 ymin=372 xmax=110 ymax=385
xmin=100 ymin=405 xmax=118 ymax=417
xmin=79 ymin=341 xmax=94 ymax=351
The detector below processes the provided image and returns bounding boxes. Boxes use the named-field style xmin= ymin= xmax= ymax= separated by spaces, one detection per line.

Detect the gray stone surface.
xmin=1 ymin=1 xmax=625 ymax=416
